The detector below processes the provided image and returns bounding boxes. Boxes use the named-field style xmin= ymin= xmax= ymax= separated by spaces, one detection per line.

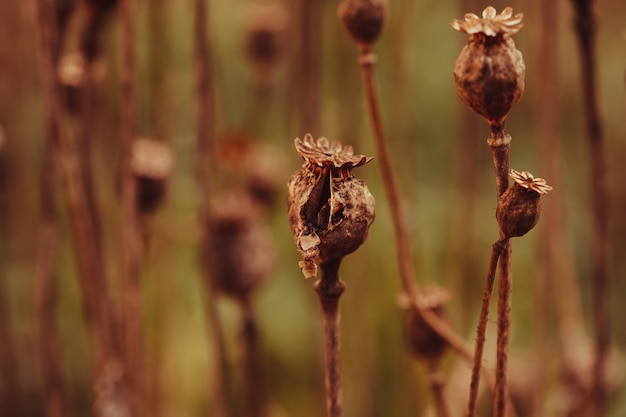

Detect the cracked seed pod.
xmin=338 ymin=0 xmax=387 ymax=48
xmin=402 ymin=286 xmax=452 ymax=365
xmin=206 ymin=192 xmax=277 ymax=299
xmin=287 ymin=134 xmax=375 ymax=279
xmin=496 ymin=169 xmax=552 ymax=239
xmin=452 ymin=6 xmax=525 ymax=126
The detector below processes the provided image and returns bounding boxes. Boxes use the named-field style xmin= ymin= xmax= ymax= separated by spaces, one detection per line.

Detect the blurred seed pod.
xmin=401 ymin=286 xmax=452 ymax=365
xmin=243 ymin=3 xmax=289 ymax=86
xmin=205 ymin=192 xmax=277 ymax=299
xmin=217 ymin=131 xmax=286 ymax=210
xmin=452 ymin=6 xmax=525 ymax=126
xmin=496 ymin=169 xmax=552 ymax=239
xmin=130 ymin=138 xmax=174 ymax=215
xmin=287 ymin=134 xmax=375 ymax=278
xmin=337 ymin=0 xmax=388 ymax=48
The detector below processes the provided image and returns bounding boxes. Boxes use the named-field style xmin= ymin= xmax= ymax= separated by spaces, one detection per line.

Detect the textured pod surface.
xmin=287 ymin=135 xmax=375 ymax=278
xmin=451 ymin=7 xmax=526 ymax=125
xmin=496 ymin=170 xmax=552 ymax=239
xmin=338 ymin=0 xmax=387 ymax=47
xmin=454 ymin=35 xmax=525 ymax=124
xmin=206 ymin=193 xmax=276 ymax=298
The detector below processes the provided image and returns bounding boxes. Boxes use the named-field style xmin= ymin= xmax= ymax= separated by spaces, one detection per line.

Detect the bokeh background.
xmin=1 ymin=0 xmax=625 ymax=416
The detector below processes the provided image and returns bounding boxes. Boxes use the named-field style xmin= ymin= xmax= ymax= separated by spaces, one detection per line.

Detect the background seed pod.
xmin=206 ymin=192 xmax=276 ymax=299
xmin=337 ymin=0 xmax=387 ymax=47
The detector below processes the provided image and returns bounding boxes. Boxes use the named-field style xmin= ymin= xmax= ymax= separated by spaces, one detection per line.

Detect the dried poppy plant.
xmin=452 ymin=7 xmax=552 ymax=417
xmin=287 ymin=134 xmax=375 ymax=417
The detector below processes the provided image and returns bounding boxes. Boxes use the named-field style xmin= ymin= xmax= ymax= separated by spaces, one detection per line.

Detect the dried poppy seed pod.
xmin=401 ymin=286 xmax=452 ymax=365
xmin=496 ymin=169 xmax=552 ymax=239
xmin=452 ymin=6 xmax=525 ymax=126
xmin=206 ymin=192 xmax=277 ymax=299
xmin=130 ymin=138 xmax=174 ymax=214
xmin=287 ymin=134 xmax=375 ymax=279
xmin=338 ymin=0 xmax=387 ymax=48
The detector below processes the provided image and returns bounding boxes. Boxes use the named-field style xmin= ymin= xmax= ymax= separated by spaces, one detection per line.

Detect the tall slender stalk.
xmin=34 ymin=22 xmax=66 ymax=412
xmin=466 ymin=239 xmax=504 ymax=417
xmin=241 ymin=298 xmax=265 ymax=417
xmin=32 ymin=0 xmax=124 ymax=415
xmin=488 ymin=125 xmax=513 ymax=417
xmin=194 ymin=1 xmax=231 ymax=416
xmin=314 ymin=259 xmax=345 ymax=417
xmin=358 ymin=45 xmax=474 ymax=363
xmin=569 ymin=1 xmax=610 ymax=415
xmin=119 ymin=1 xmax=144 ymax=415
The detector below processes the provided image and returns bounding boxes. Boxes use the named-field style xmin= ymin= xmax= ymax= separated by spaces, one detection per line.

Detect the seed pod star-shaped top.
xmin=287 ymin=134 xmax=375 ymax=279
xmin=452 ymin=6 xmax=526 ymax=126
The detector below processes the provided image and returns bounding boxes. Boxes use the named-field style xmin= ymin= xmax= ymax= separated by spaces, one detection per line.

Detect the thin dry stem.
xmin=570 ymin=2 xmax=610 ymax=415
xmin=488 ymin=128 xmax=512 ymax=417
xmin=194 ymin=1 xmax=231 ymax=416
xmin=428 ymin=363 xmax=451 ymax=417
xmin=494 ymin=241 xmax=512 ymax=417
xmin=358 ymin=46 xmax=418 ymax=304
xmin=242 ymin=299 xmax=265 ymax=417
xmin=358 ymin=45 xmax=476 ymax=364
xmin=120 ymin=1 xmax=144 ymax=414
xmin=466 ymin=239 xmax=505 ymax=417
xmin=315 ymin=259 xmax=345 ymax=417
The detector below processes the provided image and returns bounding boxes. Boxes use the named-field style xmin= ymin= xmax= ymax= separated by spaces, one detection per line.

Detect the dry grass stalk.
xmin=194 ymin=1 xmax=232 ymax=415
xmin=569 ymin=1 xmax=611 ymax=415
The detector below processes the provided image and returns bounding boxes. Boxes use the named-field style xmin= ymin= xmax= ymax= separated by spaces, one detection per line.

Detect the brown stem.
xmin=494 ymin=241 xmax=512 ymax=417
xmin=242 ymin=298 xmax=265 ymax=417
xmin=194 ymin=1 xmax=231 ymax=416
xmin=314 ymin=259 xmax=346 ymax=417
xmin=466 ymin=239 xmax=505 ymax=417
xmin=428 ymin=362 xmax=450 ymax=417
xmin=299 ymin=0 xmax=320 ymax=135
xmin=120 ymin=0 xmax=144 ymax=415
xmin=358 ymin=45 xmax=476 ymax=365
xmin=358 ymin=46 xmax=418 ymax=303
xmin=487 ymin=127 xmax=512 ymax=417
xmin=570 ymin=2 xmax=610 ymax=415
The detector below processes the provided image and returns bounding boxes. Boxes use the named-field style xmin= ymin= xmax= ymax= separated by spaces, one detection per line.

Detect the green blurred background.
xmin=1 ymin=0 xmax=625 ymax=416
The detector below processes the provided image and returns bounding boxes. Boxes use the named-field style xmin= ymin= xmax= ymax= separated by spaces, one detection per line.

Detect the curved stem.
xmin=428 ymin=362 xmax=451 ymax=417
xmin=466 ymin=239 xmax=506 ymax=417
xmin=315 ymin=259 xmax=345 ymax=417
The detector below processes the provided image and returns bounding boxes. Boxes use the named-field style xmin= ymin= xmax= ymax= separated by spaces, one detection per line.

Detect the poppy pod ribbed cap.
xmin=287 ymin=134 xmax=375 ymax=279
xmin=452 ymin=6 xmax=525 ymax=126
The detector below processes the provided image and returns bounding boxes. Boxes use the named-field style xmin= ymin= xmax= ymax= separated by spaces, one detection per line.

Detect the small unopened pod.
xmin=337 ymin=0 xmax=388 ymax=48
xmin=451 ymin=6 xmax=525 ymax=126
xmin=496 ymin=169 xmax=552 ymax=239
xmin=400 ymin=286 xmax=452 ymax=365
xmin=130 ymin=138 xmax=174 ymax=215
xmin=287 ymin=134 xmax=375 ymax=278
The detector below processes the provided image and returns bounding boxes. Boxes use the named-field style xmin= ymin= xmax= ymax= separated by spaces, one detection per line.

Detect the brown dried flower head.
xmin=496 ymin=169 xmax=552 ymax=239
xmin=287 ymin=134 xmax=375 ymax=279
xmin=452 ymin=6 xmax=526 ymax=125
xmin=338 ymin=0 xmax=388 ymax=48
